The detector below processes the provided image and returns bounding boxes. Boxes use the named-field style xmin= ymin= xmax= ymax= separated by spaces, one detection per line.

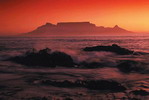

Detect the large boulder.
xmin=50 ymin=51 xmax=74 ymax=67
xmin=41 ymin=79 xmax=126 ymax=92
xmin=83 ymin=44 xmax=134 ymax=55
xmin=83 ymin=80 xmax=126 ymax=92
xmin=7 ymin=48 xmax=74 ymax=67
xmin=116 ymin=60 xmax=144 ymax=73
xmin=79 ymin=62 xmax=104 ymax=69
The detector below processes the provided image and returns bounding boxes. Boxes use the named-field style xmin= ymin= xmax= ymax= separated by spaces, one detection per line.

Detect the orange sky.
xmin=1 ymin=0 xmax=149 ymax=35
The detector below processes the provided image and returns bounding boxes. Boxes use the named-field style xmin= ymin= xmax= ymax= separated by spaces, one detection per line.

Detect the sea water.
xmin=0 ymin=36 xmax=149 ymax=100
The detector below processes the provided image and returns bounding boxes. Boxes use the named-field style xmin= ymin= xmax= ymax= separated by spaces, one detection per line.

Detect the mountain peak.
xmin=114 ymin=25 xmax=119 ymax=28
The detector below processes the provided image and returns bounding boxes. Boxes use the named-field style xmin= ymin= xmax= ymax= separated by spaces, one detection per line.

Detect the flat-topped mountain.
xmin=26 ymin=22 xmax=133 ymax=36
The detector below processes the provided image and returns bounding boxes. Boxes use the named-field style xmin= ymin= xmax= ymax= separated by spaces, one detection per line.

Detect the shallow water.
xmin=0 ymin=36 xmax=149 ymax=100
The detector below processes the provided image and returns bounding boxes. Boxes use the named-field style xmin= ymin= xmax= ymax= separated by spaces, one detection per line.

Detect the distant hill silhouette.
xmin=26 ymin=22 xmax=133 ymax=36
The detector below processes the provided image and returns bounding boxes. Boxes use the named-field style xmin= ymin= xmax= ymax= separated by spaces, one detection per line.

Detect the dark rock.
xmin=133 ymin=52 xmax=148 ymax=55
xmin=41 ymin=80 xmax=126 ymax=92
xmin=64 ymin=98 xmax=73 ymax=100
xmin=0 ymin=85 xmax=7 ymax=93
xmin=83 ymin=44 xmax=134 ymax=55
xmin=42 ymin=80 xmax=77 ymax=88
xmin=38 ymin=48 xmax=51 ymax=54
xmin=7 ymin=48 xmax=74 ymax=67
xmin=50 ymin=51 xmax=74 ymax=67
xmin=131 ymin=89 xmax=149 ymax=96
xmin=116 ymin=60 xmax=144 ymax=73
xmin=79 ymin=62 xmax=104 ymax=68
xmin=130 ymin=98 xmax=140 ymax=100
xmin=84 ymin=80 xmax=126 ymax=92
xmin=0 ymin=85 xmax=6 ymax=90
xmin=26 ymin=97 xmax=48 ymax=100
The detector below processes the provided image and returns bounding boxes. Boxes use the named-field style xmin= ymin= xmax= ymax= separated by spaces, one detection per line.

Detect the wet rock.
xmin=0 ymin=85 xmax=6 ymax=90
xmin=39 ymin=48 xmax=51 ymax=54
xmin=25 ymin=97 xmax=48 ymax=100
xmin=0 ymin=87 xmax=23 ymax=97
xmin=131 ymin=89 xmax=149 ymax=96
xmin=64 ymin=97 xmax=73 ymax=100
xmin=7 ymin=48 xmax=74 ymax=67
xmin=50 ymin=51 xmax=74 ymax=67
xmin=79 ymin=62 xmax=104 ymax=68
xmin=83 ymin=44 xmax=134 ymax=55
xmin=130 ymin=98 xmax=140 ymax=100
xmin=41 ymin=80 xmax=126 ymax=92
xmin=116 ymin=60 xmax=144 ymax=73
xmin=84 ymin=80 xmax=126 ymax=92
xmin=42 ymin=80 xmax=78 ymax=88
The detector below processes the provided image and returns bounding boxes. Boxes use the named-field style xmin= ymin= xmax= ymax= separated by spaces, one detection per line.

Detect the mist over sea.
xmin=0 ymin=36 xmax=149 ymax=58
xmin=0 ymin=36 xmax=149 ymax=100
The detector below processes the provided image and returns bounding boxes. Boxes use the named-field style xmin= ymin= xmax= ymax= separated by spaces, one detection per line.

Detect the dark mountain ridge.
xmin=26 ymin=22 xmax=133 ymax=36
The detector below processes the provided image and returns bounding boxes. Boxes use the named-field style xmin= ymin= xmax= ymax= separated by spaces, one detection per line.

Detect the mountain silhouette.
xmin=26 ymin=22 xmax=133 ymax=36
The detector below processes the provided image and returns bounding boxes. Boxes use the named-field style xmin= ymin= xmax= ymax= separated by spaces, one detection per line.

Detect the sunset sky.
xmin=1 ymin=0 xmax=149 ymax=35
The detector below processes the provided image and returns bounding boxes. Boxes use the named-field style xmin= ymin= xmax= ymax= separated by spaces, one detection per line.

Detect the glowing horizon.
xmin=1 ymin=0 xmax=149 ymax=35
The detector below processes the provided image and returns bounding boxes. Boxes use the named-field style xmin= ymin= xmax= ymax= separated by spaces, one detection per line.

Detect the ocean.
xmin=0 ymin=36 xmax=149 ymax=100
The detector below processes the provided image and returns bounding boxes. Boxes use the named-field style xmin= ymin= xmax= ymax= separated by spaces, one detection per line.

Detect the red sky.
xmin=1 ymin=0 xmax=149 ymax=35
